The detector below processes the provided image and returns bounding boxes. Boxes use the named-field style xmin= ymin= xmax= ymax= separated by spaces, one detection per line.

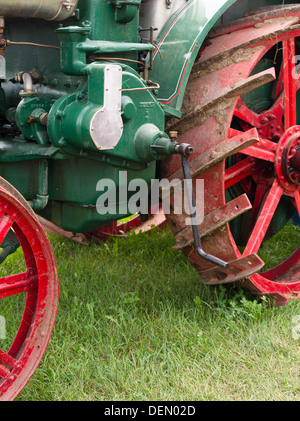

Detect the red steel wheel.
xmin=163 ymin=6 xmax=300 ymax=306
xmin=0 ymin=178 xmax=58 ymax=400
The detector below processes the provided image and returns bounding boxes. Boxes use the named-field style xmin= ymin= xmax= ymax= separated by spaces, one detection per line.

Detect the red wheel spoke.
xmin=258 ymin=138 xmax=277 ymax=151
xmin=248 ymin=178 xmax=271 ymax=233
xmin=243 ymin=179 xmax=284 ymax=256
xmin=0 ymin=271 xmax=37 ymax=299
xmin=240 ymin=144 xmax=276 ymax=162
xmin=273 ymin=58 xmax=300 ymax=99
xmin=283 ymin=38 xmax=297 ymax=130
xmin=234 ymin=98 xmax=261 ymax=126
xmin=225 ymin=157 xmax=256 ymax=189
xmin=234 ymin=91 xmax=285 ymax=138
xmin=0 ymin=214 xmax=15 ymax=245
xmin=294 ymin=190 xmax=300 ymax=217
xmin=0 ymin=350 xmax=16 ymax=379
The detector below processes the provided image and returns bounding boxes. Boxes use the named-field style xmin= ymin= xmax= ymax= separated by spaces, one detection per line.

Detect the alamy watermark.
xmin=293 ymin=56 xmax=300 ymax=79
xmin=292 ymin=315 xmax=300 ymax=340
xmin=95 ymin=171 xmax=204 ymax=226
xmin=0 ymin=315 xmax=6 ymax=340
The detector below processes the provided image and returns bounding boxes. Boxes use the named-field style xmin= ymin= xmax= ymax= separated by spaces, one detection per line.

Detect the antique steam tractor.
xmin=0 ymin=0 xmax=299 ymax=400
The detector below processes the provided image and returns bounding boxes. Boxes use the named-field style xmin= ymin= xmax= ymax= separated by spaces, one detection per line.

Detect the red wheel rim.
xmin=0 ymin=181 xmax=58 ymax=400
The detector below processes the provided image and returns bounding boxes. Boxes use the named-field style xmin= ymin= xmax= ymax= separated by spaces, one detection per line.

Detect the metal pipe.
xmin=28 ymin=159 xmax=49 ymax=211
xmin=0 ymin=0 xmax=78 ymax=21
xmin=22 ymin=72 xmax=33 ymax=93
xmin=19 ymin=72 xmax=37 ymax=95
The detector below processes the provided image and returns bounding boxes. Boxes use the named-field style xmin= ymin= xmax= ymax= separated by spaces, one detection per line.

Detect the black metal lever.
xmin=175 ymin=143 xmax=229 ymax=269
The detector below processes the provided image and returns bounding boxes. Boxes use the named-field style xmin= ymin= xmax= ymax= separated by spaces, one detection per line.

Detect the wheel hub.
xmin=276 ymin=126 xmax=300 ymax=191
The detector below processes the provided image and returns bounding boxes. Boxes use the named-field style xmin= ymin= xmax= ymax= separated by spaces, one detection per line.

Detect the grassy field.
xmin=2 ymin=223 xmax=300 ymax=401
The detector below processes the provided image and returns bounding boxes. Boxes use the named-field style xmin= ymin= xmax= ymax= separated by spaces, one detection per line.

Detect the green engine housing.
xmin=0 ymin=0 xmax=287 ymax=233
xmin=0 ymin=0 xmax=176 ymax=233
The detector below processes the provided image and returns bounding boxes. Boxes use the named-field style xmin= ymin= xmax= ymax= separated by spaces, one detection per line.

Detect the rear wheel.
xmin=163 ymin=6 xmax=300 ymax=305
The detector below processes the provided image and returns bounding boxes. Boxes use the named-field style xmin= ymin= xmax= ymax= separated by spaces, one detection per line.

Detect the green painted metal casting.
xmin=1 ymin=0 xmax=279 ymax=232
xmin=0 ymin=0 xmax=179 ymax=231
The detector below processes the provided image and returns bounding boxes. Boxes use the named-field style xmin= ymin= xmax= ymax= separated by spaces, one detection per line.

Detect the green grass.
xmin=2 ymin=224 xmax=300 ymax=401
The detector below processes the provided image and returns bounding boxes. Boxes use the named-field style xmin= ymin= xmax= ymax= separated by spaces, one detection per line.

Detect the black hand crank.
xmin=175 ymin=143 xmax=229 ymax=269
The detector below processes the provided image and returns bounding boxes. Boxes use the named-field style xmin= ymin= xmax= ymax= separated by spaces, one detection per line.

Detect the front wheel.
xmin=0 ymin=178 xmax=58 ymax=400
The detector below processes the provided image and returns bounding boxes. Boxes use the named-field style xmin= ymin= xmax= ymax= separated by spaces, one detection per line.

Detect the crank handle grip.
xmin=196 ymin=248 xmax=229 ymax=269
